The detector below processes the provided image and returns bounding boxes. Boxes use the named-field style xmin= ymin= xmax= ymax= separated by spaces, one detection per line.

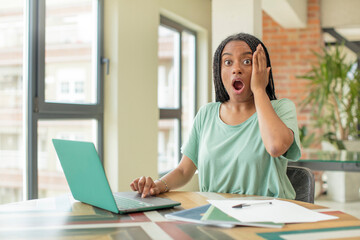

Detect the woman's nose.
xmin=232 ymin=63 xmax=242 ymax=74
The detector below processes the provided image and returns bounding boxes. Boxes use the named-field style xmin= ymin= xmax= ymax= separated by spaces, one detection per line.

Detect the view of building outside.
xmin=0 ymin=0 xmax=99 ymax=204
xmin=1 ymin=1 xmax=195 ymax=203
xmin=158 ymin=26 xmax=179 ymax=109
xmin=158 ymin=119 xmax=179 ymax=173
xmin=158 ymin=25 xmax=196 ymax=173
xmin=0 ymin=0 xmax=24 ymax=204
xmin=37 ymin=119 xmax=97 ymax=199
xmin=38 ymin=0 xmax=99 ymax=199
xmin=158 ymin=25 xmax=179 ymax=173
xmin=45 ymin=0 xmax=97 ymax=104
xmin=181 ymin=31 xmax=196 ymax=153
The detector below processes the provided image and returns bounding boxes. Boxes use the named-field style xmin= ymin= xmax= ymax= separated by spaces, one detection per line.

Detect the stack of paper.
xmin=165 ymin=204 xmax=235 ymax=228
xmin=165 ymin=199 xmax=338 ymax=228
xmin=165 ymin=203 xmax=283 ymax=228
xmin=208 ymin=199 xmax=338 ymax=223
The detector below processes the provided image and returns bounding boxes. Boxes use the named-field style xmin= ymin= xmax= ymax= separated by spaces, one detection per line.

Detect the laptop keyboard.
xmin=114 ymin=195 xmax=153 ymax=209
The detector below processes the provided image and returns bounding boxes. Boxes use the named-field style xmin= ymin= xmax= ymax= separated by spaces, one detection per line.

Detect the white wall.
xmin=321 ymin=0 xmax=360 ymax=28
xmin=103 ymin=0 xmax=212 ymax=192
xmin=262 ymin=0 xmax=307 ymax=29
xmin=212 ymin=0 xmax=262 ymax=51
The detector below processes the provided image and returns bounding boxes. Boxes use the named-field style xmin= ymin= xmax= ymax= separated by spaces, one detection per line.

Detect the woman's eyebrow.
xmin=221 ymin=51 xmax=252 ymax=57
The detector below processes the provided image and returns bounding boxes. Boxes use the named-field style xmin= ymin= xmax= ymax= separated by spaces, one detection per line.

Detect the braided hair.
xmin=213 ymin=33 xmax=277 ymax=102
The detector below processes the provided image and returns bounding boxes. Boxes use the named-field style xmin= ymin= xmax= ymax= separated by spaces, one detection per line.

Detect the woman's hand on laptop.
xmin=130 ymin=176 xmax=162 ymax=198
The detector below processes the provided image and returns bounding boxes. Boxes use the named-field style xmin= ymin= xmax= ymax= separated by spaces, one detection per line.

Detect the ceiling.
xmin=263 ymin=0 xmax=360 ymax=56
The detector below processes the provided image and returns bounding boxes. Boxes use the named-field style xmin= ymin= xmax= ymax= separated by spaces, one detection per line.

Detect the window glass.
xmin=0 ymin=0 xmax=102 ymax=202
xmin=37 ymin=119 xmax=98 ymax=198
xmin=158 ymin=26 xmax=180 ymax=109
xmin=158 ymin=119 xmax=179 ymax=173
xmin=0 ymin=0 xmax=24 ymax=204
xmin=44 ymin=0 xmax=97 ymax=104
xmin=158 ymin=19 xmax=197 ymax=174
xmin=181 ymin=31 xmax=196 ymax=145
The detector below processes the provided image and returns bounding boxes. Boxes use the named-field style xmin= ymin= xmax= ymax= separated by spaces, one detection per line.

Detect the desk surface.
xmin=1 ymin=191 xmax=360 ymax=240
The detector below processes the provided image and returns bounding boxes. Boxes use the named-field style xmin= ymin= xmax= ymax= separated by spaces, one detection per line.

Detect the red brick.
xmin=307 ymin=19 xmax=320 ymax=25
xmin=308 ymin=5 xmax=320 ymax=12
xmin=262 ymin=0 xmax=322 ymax=148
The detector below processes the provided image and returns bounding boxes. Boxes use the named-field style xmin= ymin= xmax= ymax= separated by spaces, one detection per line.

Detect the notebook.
xmin=52 ymin=139 xmax=181 ymax=214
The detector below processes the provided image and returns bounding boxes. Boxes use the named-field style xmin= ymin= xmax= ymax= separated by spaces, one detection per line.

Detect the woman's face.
xmin=220 ymin=40 xmax=253 ymax=103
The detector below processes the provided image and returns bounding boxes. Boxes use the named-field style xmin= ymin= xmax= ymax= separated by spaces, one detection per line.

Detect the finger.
xmin=150 ymin=188 xmax=155 ymax=195
xmin=150 ymin=186 xmax=161 ymax=196
xmin=256 ymin=44 xmax=264 ymax=68
xmin=252 ymin=47 xmax=259 ymax=70
xmin=258 ymin=45 xmax=266 ymax=70
xmin=130 ymin=182 xmax=136 ymax=191
xmin=267 ymin=67 xmax=271 ymax=83
xmin=130 ymin=178 xmax=139 ymax=191
xmin=142 ymin=177 xmax=154 ymax=198
xmin=138 ymin=176 xmax=146 ymax=193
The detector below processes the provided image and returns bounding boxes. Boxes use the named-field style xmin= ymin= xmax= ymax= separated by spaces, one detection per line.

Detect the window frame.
xmin=158 ymin=16 xmax=197 ymax=175
xmin=27 ymin=0 xmax=104 ymax=199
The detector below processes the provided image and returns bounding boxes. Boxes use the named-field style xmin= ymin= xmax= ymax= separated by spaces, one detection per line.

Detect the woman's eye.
xmin=243 ymin=59 xmax=252 ymax=65
xmin=224 ymin=60 xmax=232 ymax=66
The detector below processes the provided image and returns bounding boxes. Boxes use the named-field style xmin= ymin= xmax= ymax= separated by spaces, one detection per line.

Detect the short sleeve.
xmin=181 ymin=105 xmax=205 ymax=167
xmin=272 ymin=99 xmax=301 ymax=161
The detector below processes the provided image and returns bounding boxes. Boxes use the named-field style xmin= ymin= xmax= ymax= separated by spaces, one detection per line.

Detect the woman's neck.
xmin=219 ymin=100 xmax=256 ymax=125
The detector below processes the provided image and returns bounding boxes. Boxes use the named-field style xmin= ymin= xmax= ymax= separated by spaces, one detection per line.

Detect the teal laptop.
xmin=52 ymin=139 xmax=180 ymax=214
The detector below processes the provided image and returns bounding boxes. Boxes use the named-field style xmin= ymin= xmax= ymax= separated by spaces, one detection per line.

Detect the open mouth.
xmin=233 ymin=80 xmax=244 ymax=91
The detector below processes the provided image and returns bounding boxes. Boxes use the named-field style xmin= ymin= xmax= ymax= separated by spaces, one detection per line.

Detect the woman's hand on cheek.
xmin=251 ymin=44 xmax=270 ymax=94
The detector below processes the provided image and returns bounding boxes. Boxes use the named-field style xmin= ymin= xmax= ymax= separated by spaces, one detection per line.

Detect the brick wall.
xmin=262 ymin=0 xmax=322 ymax=148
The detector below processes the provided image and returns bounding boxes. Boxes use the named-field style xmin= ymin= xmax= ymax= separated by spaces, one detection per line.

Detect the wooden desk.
xmin=289 ymin=150 xmax=360 ymax=172
xmin=1 ymin=191 xmax=360 ymax=239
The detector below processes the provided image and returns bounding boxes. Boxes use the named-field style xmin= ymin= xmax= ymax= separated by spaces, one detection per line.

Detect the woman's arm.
xmin=251 ymin=45 xmax=294 ymax=157
xmin=254 ymin=91 xmax=294 ymax=157
xmin=130 ymin=155 xmax=197 ymax=198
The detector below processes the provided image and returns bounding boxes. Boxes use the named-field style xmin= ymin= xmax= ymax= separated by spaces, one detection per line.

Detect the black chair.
xmin=286 ymin=166 xmax=315 ymax=203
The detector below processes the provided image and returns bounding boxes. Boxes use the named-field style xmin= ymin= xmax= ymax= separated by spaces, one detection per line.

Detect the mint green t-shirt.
xmin=181 ymin=98 xmax=301 ymax=199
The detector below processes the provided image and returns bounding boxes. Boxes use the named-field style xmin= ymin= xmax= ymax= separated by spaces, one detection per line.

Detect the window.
xmin=0 ymin=0 xmax=103 ymax=204
xmin=0 ymin=0 xmax=25 ymax=204
xmin=158 ymin=17 xmax=197 ymax=174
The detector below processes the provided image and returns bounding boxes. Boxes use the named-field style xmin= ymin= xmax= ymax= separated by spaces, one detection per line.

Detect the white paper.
xmin=207 ymin=199 xmax=338 ymax=223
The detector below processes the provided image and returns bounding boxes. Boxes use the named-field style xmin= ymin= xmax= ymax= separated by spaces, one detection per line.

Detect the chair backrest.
xmin=286 ymin=166 xmax=315 ymax=203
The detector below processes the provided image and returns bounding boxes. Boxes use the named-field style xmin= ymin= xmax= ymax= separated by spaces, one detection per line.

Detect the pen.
xmin=232 ymin=201 xmax=272 ymax=208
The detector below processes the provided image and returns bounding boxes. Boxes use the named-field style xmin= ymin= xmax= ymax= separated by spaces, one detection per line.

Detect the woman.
xmin=130 ymin=33 xmax=301 ymax=199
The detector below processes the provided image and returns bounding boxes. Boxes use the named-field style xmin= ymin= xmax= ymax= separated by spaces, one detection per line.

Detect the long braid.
xmin=213 ymin=33 xmax=277 ymax=102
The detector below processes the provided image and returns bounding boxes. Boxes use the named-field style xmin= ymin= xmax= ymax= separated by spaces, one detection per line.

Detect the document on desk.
xmin=207 ymin=199 xmax=338 ymax=223
xmin=165 ymin=204 xmax=284 ymax=228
